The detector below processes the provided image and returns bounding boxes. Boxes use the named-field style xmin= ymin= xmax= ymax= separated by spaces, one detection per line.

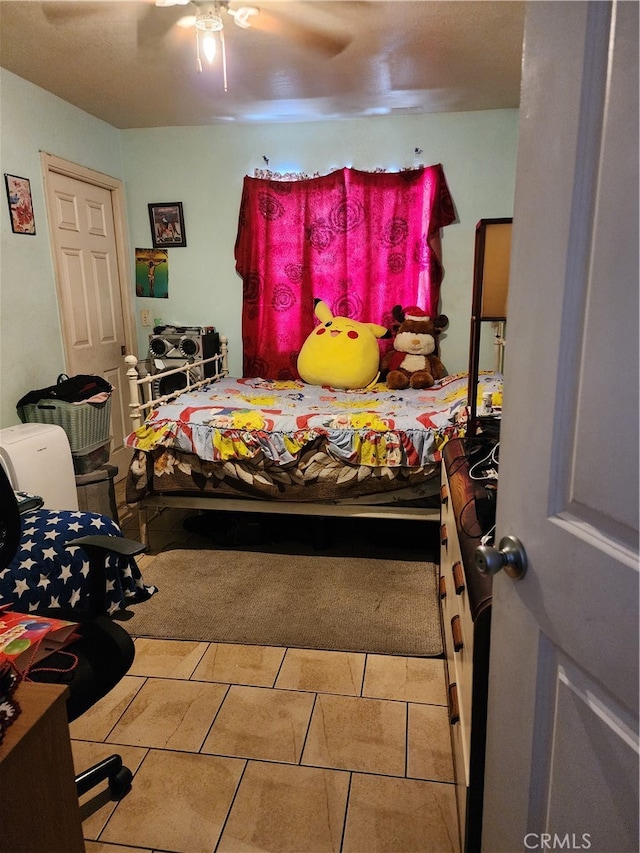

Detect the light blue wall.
xmin=123 ymin=111 xmax=519 ymax=377
xmin=0 ymin=69 xmax=125 ymax=427
xmin=0 ymin=65 xmax=518 ymax=428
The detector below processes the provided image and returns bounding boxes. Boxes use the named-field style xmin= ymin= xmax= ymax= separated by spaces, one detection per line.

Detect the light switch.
xmin=141 ymin=309 xmax=151 ymax=327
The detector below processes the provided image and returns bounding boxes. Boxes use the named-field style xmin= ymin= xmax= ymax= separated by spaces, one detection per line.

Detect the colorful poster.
xmin=4 ymin=173 xmax=36 ymax=235
xmin=136 ymin=248 xmax=168 ymax=298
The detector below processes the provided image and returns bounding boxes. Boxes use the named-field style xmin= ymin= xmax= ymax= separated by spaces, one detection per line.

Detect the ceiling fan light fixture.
xmin=195 ymin=7 xmax=223 ymax=66
xmin=195 ymin=10 xmax=224 ymax=34
xmin=202 ymin=31 xmax=217 ymax=62
xmin=189 ymin=1 xmax=232 ymax=89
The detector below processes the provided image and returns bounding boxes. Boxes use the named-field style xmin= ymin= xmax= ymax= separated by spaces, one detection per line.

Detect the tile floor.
xmin=71 ymin=483 xmax=460 ymax=853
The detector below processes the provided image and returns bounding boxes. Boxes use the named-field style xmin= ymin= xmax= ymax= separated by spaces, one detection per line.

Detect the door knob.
xmin=475 ymin=534 xmax=528 ymax=580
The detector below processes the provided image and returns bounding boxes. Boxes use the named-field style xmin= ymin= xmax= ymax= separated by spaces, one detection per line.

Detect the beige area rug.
xmin=121 ymin=549 xmax=443 ymax=657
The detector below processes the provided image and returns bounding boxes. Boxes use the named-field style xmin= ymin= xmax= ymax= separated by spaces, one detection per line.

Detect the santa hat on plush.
xmin=391 ymin=304 xmax=439 ymax=328
xmin=389 ymin=303 xmax=449 ymax=357
xmin=401 ymin=306 xmax=430 ymax=322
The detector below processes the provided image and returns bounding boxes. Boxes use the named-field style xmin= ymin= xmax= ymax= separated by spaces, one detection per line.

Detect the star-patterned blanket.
xmin=0 ymin=509 xmax=157 ymax=615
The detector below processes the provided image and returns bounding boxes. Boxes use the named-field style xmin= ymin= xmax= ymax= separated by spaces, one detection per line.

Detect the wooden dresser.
xmin=0 ymin=682 xmax=84 ymax=853
xmin=439 ymin=438 xmax=493 ymax=853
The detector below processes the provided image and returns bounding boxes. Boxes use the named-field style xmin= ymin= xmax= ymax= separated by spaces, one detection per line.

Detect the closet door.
xmin=42 ymin=155 xmax=135 ymax=479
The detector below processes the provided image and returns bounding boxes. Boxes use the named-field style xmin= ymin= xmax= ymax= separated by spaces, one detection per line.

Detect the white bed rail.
xmin=125 ymin=335 xmax=229 ymax=429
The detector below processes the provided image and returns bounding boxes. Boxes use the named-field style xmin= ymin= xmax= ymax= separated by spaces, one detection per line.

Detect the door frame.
xmin=40 ymin=152 xmax=137 ymax=368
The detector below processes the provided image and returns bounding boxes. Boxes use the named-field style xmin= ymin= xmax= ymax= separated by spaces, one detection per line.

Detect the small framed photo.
xmin=148 ymin=202 xmax=186 ymax=248
xmin=4 ymin=174 xmax=36 ymax=235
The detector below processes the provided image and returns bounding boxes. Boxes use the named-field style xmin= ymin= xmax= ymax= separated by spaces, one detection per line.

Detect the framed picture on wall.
xmin=148 ymin=202 xmax=186 ymax=248
xmin=135 ymin=248 xmax=169 ymax=298
xmin=4 ymin=174 xmax=36 ymax=235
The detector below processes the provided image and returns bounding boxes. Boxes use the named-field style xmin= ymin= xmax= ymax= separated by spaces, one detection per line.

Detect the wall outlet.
xmin=140 ymin=309 xmax=151 ymax=327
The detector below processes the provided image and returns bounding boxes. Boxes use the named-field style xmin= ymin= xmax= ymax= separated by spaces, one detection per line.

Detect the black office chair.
xmin=0 ymin=464 xmax=146 ymax=799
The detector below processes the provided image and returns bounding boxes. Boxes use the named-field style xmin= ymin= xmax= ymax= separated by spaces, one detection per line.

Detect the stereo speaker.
xmin=148 ymin=327 xmax=219 ymax=399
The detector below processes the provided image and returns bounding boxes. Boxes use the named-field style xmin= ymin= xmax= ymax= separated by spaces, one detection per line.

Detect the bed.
xmin=124 ymin=338 xmax=503 ymax=546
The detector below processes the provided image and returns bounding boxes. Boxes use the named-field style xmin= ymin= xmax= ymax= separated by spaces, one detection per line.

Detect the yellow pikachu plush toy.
xmin=297 ymin=299 xmax=390 ymax=390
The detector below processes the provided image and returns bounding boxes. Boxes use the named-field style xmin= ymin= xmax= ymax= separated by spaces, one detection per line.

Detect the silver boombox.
xmin=148 ymin=325 xmax=219 ymax=398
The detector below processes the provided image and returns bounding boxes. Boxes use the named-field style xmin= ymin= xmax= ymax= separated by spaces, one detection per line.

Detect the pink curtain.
xmin=234 ymin=164 xmax=456 ymax=379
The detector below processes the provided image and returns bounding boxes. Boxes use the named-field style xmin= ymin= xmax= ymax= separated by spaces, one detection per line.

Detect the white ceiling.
xmin=0 ymin=0 xmax=526 ymax=128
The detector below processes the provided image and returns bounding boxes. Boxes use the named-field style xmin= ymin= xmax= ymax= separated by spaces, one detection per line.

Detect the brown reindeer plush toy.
xmin=382 ymin=305 xmax=448 ymax=390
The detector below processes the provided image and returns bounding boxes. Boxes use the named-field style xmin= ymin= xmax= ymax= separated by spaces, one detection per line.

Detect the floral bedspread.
xmin=125 ymin=372 xmax=503 ymax=470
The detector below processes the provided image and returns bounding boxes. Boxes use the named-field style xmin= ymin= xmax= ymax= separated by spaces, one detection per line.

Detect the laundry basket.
xmin=17 ymin=374 xmax=112 ymax=471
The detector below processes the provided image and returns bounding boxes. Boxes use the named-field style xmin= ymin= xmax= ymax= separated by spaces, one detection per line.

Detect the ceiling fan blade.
xmin=249 ymin=7 xmax=351 ymax=58
xmin=176 ymin=14 xmax=197 ymax=28
xmin=137 ymin=2 xmax=194 ymax=48
xmin=41 ymin=1 xmax=129 ymax=24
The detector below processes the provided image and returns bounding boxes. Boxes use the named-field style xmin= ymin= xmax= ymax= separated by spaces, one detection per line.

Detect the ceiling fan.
xmin=145 ymin=0 xmax=351 ymax=68
xmin=40 ymin=0 xmax=353 ymax=93
xmin=150 ymin=1 xmax=252 ymax=85
xmin=40 ymin=0 xmax=353 ymax=55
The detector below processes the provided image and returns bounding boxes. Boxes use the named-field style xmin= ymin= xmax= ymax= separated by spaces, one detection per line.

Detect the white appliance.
xmin=0 ymin=423 xmax=79 ymax=510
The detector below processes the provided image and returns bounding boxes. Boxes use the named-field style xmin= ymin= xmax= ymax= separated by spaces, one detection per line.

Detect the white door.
xmin=482 ymin=3 xmax=639 ymax=851
xmin=42 ymin=156 xmax=135 ymax=480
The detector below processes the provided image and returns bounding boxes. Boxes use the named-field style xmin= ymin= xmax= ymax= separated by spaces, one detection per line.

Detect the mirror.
xmin=467 ymin=218 xmax=512 ymax=435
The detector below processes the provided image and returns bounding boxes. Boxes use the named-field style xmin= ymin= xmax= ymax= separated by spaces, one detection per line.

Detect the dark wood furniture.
xmin=0 ymin=682 xmax=85 ymax=853
xmin=440 ymin=438 xmax=493 ymax=852
xmin=467 ymin=217 xmax=511 ymax=435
